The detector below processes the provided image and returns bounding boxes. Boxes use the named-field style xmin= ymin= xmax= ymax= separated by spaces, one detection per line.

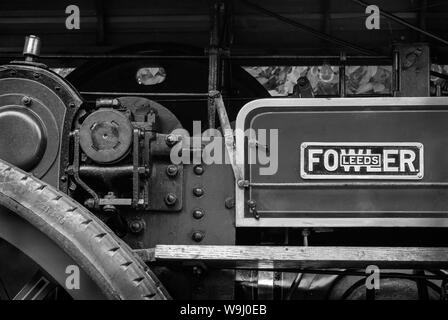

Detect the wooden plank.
xmin=153 ymin=245 xmax=448 ymax=269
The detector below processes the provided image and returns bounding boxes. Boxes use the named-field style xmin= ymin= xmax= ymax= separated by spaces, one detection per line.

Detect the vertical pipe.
xmin=339 ymin=52 xmax=346 ymax=97
xmin=208 ymin=0 xmax=220 ymax=129
xmin=392 ymin=48 xmax=401 ymax=96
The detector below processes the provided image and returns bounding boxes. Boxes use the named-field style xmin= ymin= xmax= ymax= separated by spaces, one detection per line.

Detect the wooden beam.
xmin=152 ymin=245 xmax=448 ymax=269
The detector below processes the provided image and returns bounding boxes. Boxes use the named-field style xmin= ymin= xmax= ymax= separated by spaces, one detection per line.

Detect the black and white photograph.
xmin=0 ymin=0 xmax=447 ymax=315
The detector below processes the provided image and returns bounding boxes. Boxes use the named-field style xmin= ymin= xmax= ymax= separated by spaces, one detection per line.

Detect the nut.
xmin=164 ymin=193 xmax=177 ymax=206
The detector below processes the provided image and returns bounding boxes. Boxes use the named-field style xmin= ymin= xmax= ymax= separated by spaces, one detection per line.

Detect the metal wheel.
xmin=0 ymin=159 xmax=170 ymax=300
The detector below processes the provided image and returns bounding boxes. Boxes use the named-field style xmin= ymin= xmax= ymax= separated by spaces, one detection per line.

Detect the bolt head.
xmin=22 ymin=96 xmax=32 ymax=106
xmin=165 ymin=193 xmax=177 ymax=206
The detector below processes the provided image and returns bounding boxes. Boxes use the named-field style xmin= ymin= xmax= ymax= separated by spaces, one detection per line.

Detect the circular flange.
xmin=79 ymin=109 xmax=133 ymax=164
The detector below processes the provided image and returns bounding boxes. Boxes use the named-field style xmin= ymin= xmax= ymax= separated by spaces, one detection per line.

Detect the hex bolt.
xmin=129 ymin=219 xmax=145 ymax=234
xmin=165 ymin=134 xmax=178 ymax=146
xmin=192 ymin=209 xmax=204 ymax=219
xmin=237 ymin=180 xmax=249 ymax=188
xmin=166 ymin=164 xmax=178 ymax=177
xmin=22 ymin=96 xmax=32 ymax=106
xmin=164 ymin=193 xmax=177 ymax=206
xmin=193 ymin=187 xmax=204 ymax=197
xmin=192 ymin=231 xmax=204 ymax=242
xmin=193 ymin=165 xmax=204 ymax=175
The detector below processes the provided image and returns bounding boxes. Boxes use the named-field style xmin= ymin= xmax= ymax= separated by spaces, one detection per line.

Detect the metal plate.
xmin=300 ymin=142 xmax=424 ymax=180
xmin=235 ymin=97 xmax=448 ymax=228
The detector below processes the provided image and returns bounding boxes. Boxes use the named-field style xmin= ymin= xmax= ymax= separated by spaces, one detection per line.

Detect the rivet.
xmin=166 ymin=164 xmax=178 ymax=177
xmin=192 ymin=209 xmax=204 ymax=219
xmin=193 ymin=165 xmax=204 ymax=175
xmin=129 ymin=219 xmax=145 ymax=234
xmin=193 ymin=187 xmax=204 ymax=197
xmin=192 ymin=231 xmax=204 ymax=242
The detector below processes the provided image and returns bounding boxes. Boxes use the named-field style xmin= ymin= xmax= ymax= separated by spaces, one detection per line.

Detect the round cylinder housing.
xmin=79 ymin=108 xmax=133 ymax=164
